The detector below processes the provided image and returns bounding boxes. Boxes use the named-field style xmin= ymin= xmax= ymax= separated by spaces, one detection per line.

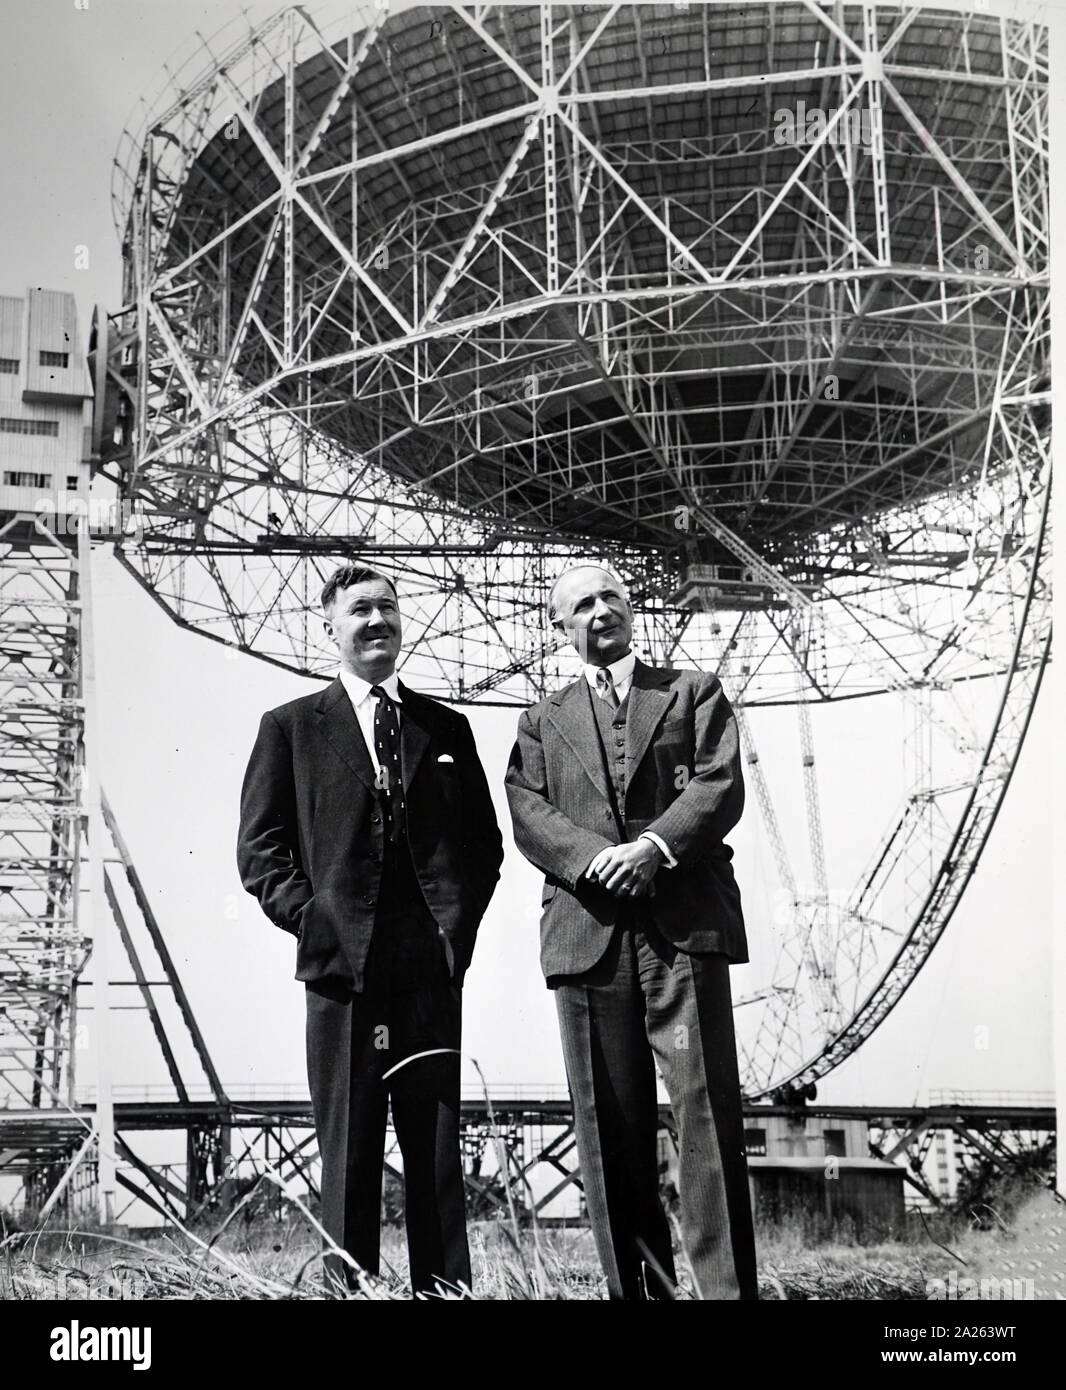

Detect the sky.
xmin=0 ymin=0 xmax=1058 ymax=1153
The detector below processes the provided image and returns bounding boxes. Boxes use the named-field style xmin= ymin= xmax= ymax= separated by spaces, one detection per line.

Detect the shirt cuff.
xmin=639 ymin=831 xmax=677 ymax=868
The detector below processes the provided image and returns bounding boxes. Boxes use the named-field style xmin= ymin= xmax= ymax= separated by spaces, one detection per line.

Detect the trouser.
xmin=304 ymin=851 xmax=469 ymax=1297
xmin=551 ymin=918 xmax=758 ymax=1301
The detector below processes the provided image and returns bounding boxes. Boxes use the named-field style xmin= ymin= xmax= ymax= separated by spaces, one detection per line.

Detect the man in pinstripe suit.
xmin=505 ymin=565 xmax=757 ymax=1301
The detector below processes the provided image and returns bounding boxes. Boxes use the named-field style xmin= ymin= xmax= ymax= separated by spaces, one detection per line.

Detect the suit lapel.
xmin=625 ymin=660 xmax=677 ymax=791
xmin=315 ymin=678 xmax=375 ymax=790
xmin=397 ymin=682 xmax=431 ymax=792
xmin=317 ymin=676 xmax=433 ymax=792
xmin=547 ymin=678 xmax=611 ymax=802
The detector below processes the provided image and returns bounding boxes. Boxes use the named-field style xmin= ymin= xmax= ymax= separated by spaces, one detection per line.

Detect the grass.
xmin=0 ymin=1218 xmax=598 ymax=1301
xmin=5 ymin=1147 xmax=1058 ymax=1301
xmin=1 ymin=1202 xmax=972 ymax=1302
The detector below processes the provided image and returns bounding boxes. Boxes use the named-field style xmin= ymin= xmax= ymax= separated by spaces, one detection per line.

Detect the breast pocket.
xmin=434 ymin=753 xmax=461 ymax=802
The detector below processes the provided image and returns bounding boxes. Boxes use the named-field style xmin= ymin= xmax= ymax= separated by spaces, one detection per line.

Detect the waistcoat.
xmin=585 ymin=677 xmax=630 ymax=836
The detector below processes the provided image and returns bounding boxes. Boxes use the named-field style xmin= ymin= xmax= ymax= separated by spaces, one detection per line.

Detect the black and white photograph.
xmin=0 ymin=0 xmax=1061 ymax=1359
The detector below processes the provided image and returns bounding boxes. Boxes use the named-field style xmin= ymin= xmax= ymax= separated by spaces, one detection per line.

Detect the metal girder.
xmin=0 ymin=521 xmax=87 ymax=1125
xmin=0 ymin=517 xmax=228 ymax=1216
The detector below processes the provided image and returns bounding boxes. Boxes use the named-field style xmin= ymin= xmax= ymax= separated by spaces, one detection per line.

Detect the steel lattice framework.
xmin=96 ymin=0 xmax=1050 ymax=1099
xmin=0 ymin=526 xmax=87 ymax=1125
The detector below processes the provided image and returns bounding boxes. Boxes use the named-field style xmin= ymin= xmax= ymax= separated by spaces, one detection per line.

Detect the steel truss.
xmin=0 ymin=523 xmax=88 ymax=1164
xmin=866 ymin=1093 xmax=1055 ymax=1209
xmin=8 ymin=1088 xmax=1053 ymax=1231
xmin=94 ymin=1 xmax=1050 ymax=1098
xmin=0 ymin=612 xmax=227 ymax=1218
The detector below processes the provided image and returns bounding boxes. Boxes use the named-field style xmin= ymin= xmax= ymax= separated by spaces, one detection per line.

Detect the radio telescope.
xmin=95 ymin=1 xmax=1050 ymax=1098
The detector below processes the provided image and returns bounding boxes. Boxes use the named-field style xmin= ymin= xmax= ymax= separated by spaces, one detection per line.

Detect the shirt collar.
xmin=338 ymin=668 xmax=402 ymax=706
xmin=583 ymin=649 xmax=636 ymax=692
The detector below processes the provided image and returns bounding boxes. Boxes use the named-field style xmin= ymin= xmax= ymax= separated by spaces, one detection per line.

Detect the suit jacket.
xmin=237 ymin=677 xmax=503 ymax=989
xmin=505 ymin=659 xmax=748 ymax=977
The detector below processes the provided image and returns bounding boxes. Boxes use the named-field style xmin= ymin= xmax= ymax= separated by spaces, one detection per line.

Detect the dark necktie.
xmin=371 ymin=685 xmax=404 ymax=844
xmin=596 ymin=667 xmax=620 ymax=709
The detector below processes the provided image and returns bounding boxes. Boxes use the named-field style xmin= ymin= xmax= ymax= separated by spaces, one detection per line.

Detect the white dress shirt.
xmin=584 ymin=651 xmax=677 ymax=868
xmin=583 ymin=650 xmax=637 ymax=702
xmin=338 ymin=668 xmax=402 ymax=777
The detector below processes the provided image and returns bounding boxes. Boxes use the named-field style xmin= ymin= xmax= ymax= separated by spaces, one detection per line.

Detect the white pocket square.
xmin=437 ymin=753 xmax=454 ymax=763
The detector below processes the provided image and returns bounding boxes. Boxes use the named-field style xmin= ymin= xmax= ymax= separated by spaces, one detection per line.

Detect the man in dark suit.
xmin=237 ymin=563 xmax=502 ymax=1296
xmin=505 ymin=565 xmax=757 ymax=1301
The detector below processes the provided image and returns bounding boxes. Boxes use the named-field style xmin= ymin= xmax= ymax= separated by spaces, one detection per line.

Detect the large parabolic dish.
xmin=102 ymin=2 xmax=1050 ymax=1096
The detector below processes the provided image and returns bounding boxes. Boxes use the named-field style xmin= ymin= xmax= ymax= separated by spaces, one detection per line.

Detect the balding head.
xmin=548 ymin=564 xmax=630 ymax=623
xmin=548 ymin=564 xmax=633 ymax=667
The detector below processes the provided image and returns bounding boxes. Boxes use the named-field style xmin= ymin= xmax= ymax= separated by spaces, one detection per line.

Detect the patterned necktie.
xmin=370 ymin=685 xmax=404 ymax=843
xmin=596 ymin=667 xmax=620 ymax=709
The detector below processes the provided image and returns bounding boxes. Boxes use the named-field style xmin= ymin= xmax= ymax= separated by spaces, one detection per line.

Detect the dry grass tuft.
xmin=1 ymin=1201 xmax=966 ymax=1302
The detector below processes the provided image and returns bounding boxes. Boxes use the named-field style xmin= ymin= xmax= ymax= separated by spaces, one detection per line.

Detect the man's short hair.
xmin=547 ymin=563 xmax=630 ymax=624
xmin=321 ymin=563 xmax=399 ymax=613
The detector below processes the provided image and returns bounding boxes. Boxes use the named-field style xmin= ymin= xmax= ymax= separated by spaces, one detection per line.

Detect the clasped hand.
xmin=585 ymin=840 xmax=662 ymax=898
